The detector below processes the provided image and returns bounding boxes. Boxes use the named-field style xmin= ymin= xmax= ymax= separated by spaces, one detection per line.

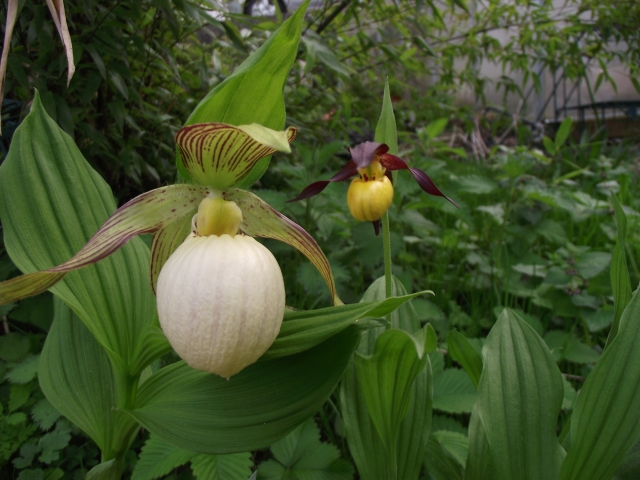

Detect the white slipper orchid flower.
xmin=0 ymin=122 xmax=341 ymax=378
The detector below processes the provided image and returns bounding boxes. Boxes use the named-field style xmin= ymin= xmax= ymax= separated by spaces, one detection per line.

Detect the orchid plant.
xmin=0 ymin=4 xmax=427 ymax=476
xmin=4 ymin=2 xmax=640 ymax=479
xmin=0 ymin=118 xmax=343 ymax=379
xmin=289 ymin=141 xmax=457 ymax=234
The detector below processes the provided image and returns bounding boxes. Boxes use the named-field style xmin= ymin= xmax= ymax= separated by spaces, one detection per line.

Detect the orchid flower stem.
xmin=382 ymin=211 xmax=392 ymax=330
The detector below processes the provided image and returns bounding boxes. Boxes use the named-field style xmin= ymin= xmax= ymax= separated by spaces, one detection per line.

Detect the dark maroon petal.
xmin=330 ymin=159 xmax=359 ymax=182
xmin=378 ymin=152 xmax=409 ymax=172
xmin=379 ymin=153 xmax=458 ymax=208
xmin=287 ymin=180 xmax=333 ymax=202
xmin=287 ymin=160 xmax=358 ymax=202
xmin=350 ymin=142 xmax=387 ymax=168
xmin=409 ymin=168 xmax=459 ymax=207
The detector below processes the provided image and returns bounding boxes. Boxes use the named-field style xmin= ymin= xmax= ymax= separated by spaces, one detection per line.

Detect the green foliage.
xmin=340 ymin=277 xmax=432 ymax=480
xmin=607 ymin=192 xmax=631 ymax=345
xmin=132 ymin=433 xmax=253 ymax=480
xmin=0 ymin=92 xmax=157 ymax=369
xmin=560 ymin=287 xmax=640 ymax=480
xmin=432 ymin=368 xmax=477 ymax=414
xmin=1 ymin=0 xmax=640 ymax=478
xmin=257 ymin=418 xmax=353 ymax=479
xmin=2 ymin=0 xmax=224 ymax=199
xmin=126 ymin=326 xmax=359 ymax=455
xmin=474 ymin=309 xmax=566 ymax=480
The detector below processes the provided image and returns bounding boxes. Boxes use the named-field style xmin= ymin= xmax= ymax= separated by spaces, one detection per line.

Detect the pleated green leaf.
xmin=424 ymin=434 xmax=464 ymax=480
xmin=340 ymin=276 xmax=432 ymax=480
xmin=433 ymin=430 xmax=468 ymax=467
xmin=179 ymin=1 xmax=309 ymax=187
xmin=477 ymin=308 xmax=565 ymax=480
xmin=560 ymin=287 xmax=640 ymax=480
xmin=129 ymin=325 xmax=171 ymax=377
xmin=613 ymin=439 xmax=640 ymax=480
xmin=447 ymin=330 xmax=483 ymax=388
xmin=0 ymin=92 xmax=156 ymax=366
xmin=607 ymin=193 xmax=631 ymax=346
xmin=86 ymin=458 xmax=125 ymax=480
xmin=465 ymin=404 xmax=495 ymax=480
xmin=126 ymin=325 xmax=359 ymax=454
xmin=374 ymin=79 xmax=398 ymax=154
xmin=39 ymin=299 xmax=137 ymax=460
xmin=263 ymin=291 xmax=430 ymax=359
xmin=355 ymin=325 xmax=430 ymax=452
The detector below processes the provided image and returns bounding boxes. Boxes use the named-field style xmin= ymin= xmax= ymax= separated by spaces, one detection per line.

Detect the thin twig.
xmin=316 ymin=0 xmax=351 ymax=34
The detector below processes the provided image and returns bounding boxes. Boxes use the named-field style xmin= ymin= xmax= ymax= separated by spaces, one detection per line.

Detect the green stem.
xmin=382 ymin=211 xmax=393 ymax=329
xmin=103 ymin=359 xmax=140 ymax=466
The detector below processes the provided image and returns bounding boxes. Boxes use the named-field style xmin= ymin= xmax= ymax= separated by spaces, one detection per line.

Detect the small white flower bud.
xmin=156 ymin=233 xmax=285 ymax=379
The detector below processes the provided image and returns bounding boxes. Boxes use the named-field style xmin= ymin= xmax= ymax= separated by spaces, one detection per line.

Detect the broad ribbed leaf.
xmin=126 ymin=325 xmax=359 ymax=454
xmin=560 ymin=287 xmax=640 ymax=480
xmin=447 ymin=330 xmax=483 ymax=388
xmin=86 ymin=458 xmax=125 ymax=480
xmin=355 ymin=326 xmax=430 ymax=452
xmin=341 ymin=276 xmax=432 ymax=480
xmin=224 ymin=188 xmax=343 ymax=305
xmin=39 ymin=299 xmax=137 ymax=459
xmin=424 ymin=434 xmax=464 ymax=480
xmin=132 ymin=434 xmax=194 ymax=480
xmin=176 ymin=123 xmax=295 ymax=189
xmin=0 ymin=92 xmax=158 ymax=365
xmin=374 ymin=79 xmax=398 ymax=154
xmin=129 ymin=325 xmax=171 ymax=377
xmin=607 ymin=193 xmax=631 ymax=346
xmin=613 ymin=439 xmax=640 ymax=480
xmin=0 ymin=178 xmax=209 ymax=308
xmin=477 ymin=308 xmax=565 ymax=480
xmin=180 ymin=1 xmax=308 ymax=187
xmin=433 ymin=430 xmax=468 ymax=466
xmin=465 ymin=404 xmax=495 ymax=480
xmin=263 ymin=291 xmax=430 ymax=359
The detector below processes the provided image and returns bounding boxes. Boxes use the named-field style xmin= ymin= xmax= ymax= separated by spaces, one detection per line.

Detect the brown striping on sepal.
xmin=0 ymin=270 xmax=66 ymax=305
xmin=0 ymin=184 xmax=210 ymax=306
xmin=150 ymin=213 xmax=194 ymax=294
xmin=176 ymin=123 xmax=296 ymax=189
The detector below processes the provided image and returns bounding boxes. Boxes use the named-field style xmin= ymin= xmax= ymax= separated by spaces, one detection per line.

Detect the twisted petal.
xmin=224 ymin=189 xmax=342 ymax=306
xmin=287 ymin=160 xmax=358 ymax=202
xmin=378 ymin=152 xmax=459 ymax=208
xmin=0 ymin=184 xmax=210 ymax=305
xmin=176 ymin=123 xmax=296 ymax=189
xmin=150 ymin=213 xmax=193 ymax=294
